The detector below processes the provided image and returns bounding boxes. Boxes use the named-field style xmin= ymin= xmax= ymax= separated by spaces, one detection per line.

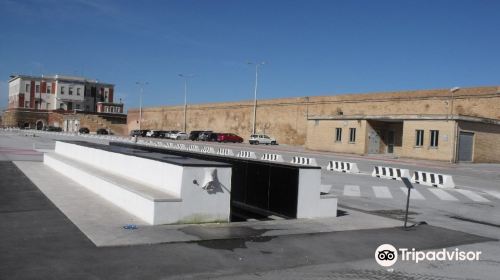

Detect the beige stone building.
xmin=128 ymin=86 xmax=500 ymax=163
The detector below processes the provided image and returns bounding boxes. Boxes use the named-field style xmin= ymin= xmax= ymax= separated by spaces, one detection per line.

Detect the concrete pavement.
xmin=0 ymin=161 xmax=493 ymax=279
xmin=1 ymin=129 xmax=500 ymax=279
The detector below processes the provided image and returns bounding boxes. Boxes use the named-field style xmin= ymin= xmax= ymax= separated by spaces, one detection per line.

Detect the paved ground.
xmin=14 ymin=160 xmax=405 ymax=247
xmin=0 ymin=160 xmax=495 ymax=279
xmin=1 ymin=129 xmax=500 ymax=279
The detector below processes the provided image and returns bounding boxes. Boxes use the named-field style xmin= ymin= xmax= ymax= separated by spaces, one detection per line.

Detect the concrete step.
xmin=44 ymin=152 xmax=181 ymax=224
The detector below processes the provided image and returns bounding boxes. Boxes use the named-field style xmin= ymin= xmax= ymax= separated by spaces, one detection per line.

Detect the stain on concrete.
xmin=196 ymin=235 xmax=275 ymax=251
xmin=180 ymin=225 xmax=278 ymax=251
xmin=180 ymin=225 xmax=271 ymax=240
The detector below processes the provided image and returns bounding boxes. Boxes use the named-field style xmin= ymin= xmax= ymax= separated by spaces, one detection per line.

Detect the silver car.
xmin=170 ymin=132 xmax=189 ymax=140
xmin=249 ymin=134 xmax=277 ymax=145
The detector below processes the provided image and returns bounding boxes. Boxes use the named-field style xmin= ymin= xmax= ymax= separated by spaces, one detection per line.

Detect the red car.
xmin=217 ymin=133 xmax=243 ymax=143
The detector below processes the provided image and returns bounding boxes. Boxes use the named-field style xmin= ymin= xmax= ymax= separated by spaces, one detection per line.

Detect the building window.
xmin=47 ymin=85 xmax=51 ymax=93
xmin=61 ymin=86 xmax=65 ymax=94
xmin=85 ymin=105 xmax=90 ymax=111
xmin=349 ymin=128 xmax=356 ymax=143
xmin=25 ymin=84 xmax=30 ymax=93
xmin=76 ymin=104 xmax=80 ymax=110
xmin=25 ymin=101 xmax=30 ymax=108
xmin=35 ymin=85 xmax=40 ymax=93
xmin=69 ymin=87 xmax=73 ymax=95
xmin=430 ymin=130 xmax=439 ymax=147
xmin=415 ymin=130 xmax=424 ymax=147
xmin=60 ymin=103 xmax=65 ymax=110
xmin=77 ymin=88 xmax=81 ymax=95
xmin=335 ymin=128 xmax=342 ymax=142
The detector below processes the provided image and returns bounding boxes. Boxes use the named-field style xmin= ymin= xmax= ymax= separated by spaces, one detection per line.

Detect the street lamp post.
xmin=449 ymin=87 xmax=460 ymax=120
xmin=248 ymin=61 xmax=266 ymax=135
xmin=178 ymin=74 xmax=194 ymax=132
xmin=136 ymin=81 xmax=148 ymax=131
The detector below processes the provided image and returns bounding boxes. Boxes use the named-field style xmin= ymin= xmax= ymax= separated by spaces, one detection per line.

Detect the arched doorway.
xmin=36 ymin=120 xmax=44 ymax=130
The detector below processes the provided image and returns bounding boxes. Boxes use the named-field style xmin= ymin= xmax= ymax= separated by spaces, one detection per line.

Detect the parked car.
xmin=130 ymin=129 xmax=148 ymax=137
xmin=43 ymin=126 xmax=62 ymax=132
xmin=170 ymin=131 xmax=189 ymax=140
xmin=163 ymin=130 xmax=179 ymax=139
xmin=130 ymin=130 xmax=140 ymax=137
xmin=217 ymin=133 xmax=244 ymax=143
xmin=96 ymin=128 xmax=109 ymax=135
xmin=78 ymin=127 xmax=90 ymax=134
xmin=189 ymin=130 xmax=204 ymax=141
xmin=249 ymin=134 xmax=277 ymax=145
xmin=158 ymin=131 xmax=170 ymax=138
xmin=198 ymin=131 xmax=218 ymax=141
xmin=146 ymin=130 xmax=162 ymax=138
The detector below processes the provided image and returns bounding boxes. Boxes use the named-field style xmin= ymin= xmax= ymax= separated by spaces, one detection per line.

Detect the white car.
xmin=170 ymin=132 xmax=189 ymax=140
xmin=249 ymin=134 xmax=277 ymax=145
xmin=145 ymin=130 xmax=159 ymax=137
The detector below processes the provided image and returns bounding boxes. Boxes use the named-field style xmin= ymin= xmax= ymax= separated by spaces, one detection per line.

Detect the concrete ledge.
xmin=44 ymin=141 xmax=233 ymax=225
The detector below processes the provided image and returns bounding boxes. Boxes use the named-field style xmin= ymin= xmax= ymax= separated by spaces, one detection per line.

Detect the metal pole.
xmin=401 ymin=177 xmax=413 ymax=229
xmin=449 ymin=87 xmax=460 ymax=121
xmin=183 ymin=78 xmax=187 ymax=132
xmin=252 ymin=64 xmax=259 ymax=135
xmin=450 ymin=90 xmax=454 ymax=119
xmin=139 ymin=86 xmax=143 ymax=131
xmin=404 ymin=186 xmax=411 ymax=229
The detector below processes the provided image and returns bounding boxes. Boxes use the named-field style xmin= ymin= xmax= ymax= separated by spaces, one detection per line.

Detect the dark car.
xmin=150 ymin=130 xmax=163 ymax=138
xmin=96 ymin=128 xmax=109 ymax=135
xmin=130 ymin=130 xmax=141 ymax=137
xmin=44 ymin=126 xmax=62 ymax=132
xmin=217 ymin=133 xmax=244 ymax=143
xmin=189 ymin=130 xmax=204 ymax=141
xmin=79 ymin=127 xmax=90 ymax=134
xmin=130 ymin=130 xmax=148 ymax=137
xmin=199 ymin=131 xmax=218 ymax=141
xmin=158 ymin=130 xmax=168 ymax=138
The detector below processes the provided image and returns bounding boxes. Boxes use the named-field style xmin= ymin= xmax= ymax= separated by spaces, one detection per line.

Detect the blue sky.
xmin=1 ymin=0 xmax=499 ymax=111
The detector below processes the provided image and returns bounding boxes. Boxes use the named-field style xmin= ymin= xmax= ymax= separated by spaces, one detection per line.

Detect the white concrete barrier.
xmin=175 ymin=143 xmax=187 ymax=150
xmin=154 ymin=141 xmax=164 ymax=147
xmin=216 ymin=148 xmax=234 ymax=157
xmin=411 ymin=171 xmax=455 ymax=189
xmin=326 ymin=161 xmax=360 ymax=173
xmin=372 ymin=166 xmax=410 ymax=180
xmin=236 ymin=150 xmax=257 ymax=159
xmin=296 ymin=168 xmax=337 ymax=219
xmin=188 ymin=145 xmax=200 ymax=152
xmin=161 ymin=142 xmax=173 ymax=149
xmin=261 ymin=153 xmax=284 ymax=162
xmin=44 ymin=141 xmax=232 ymax=225
xmin=200 ymin=146 xmax=216 ymax=154
xmin=290 ymin=156 xmax=317 ymax=166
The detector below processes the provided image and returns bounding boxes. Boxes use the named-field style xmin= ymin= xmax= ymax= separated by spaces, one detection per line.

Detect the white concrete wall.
xmin=50 ymin=141 xmax=232 ymax=224
xmin=55 ymin=141 xmax=184 ymax=196
xmin=296 ymin=169 xmax=337 ymax=218
xmin=44 ymin=153 xmax=156 ymax=224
